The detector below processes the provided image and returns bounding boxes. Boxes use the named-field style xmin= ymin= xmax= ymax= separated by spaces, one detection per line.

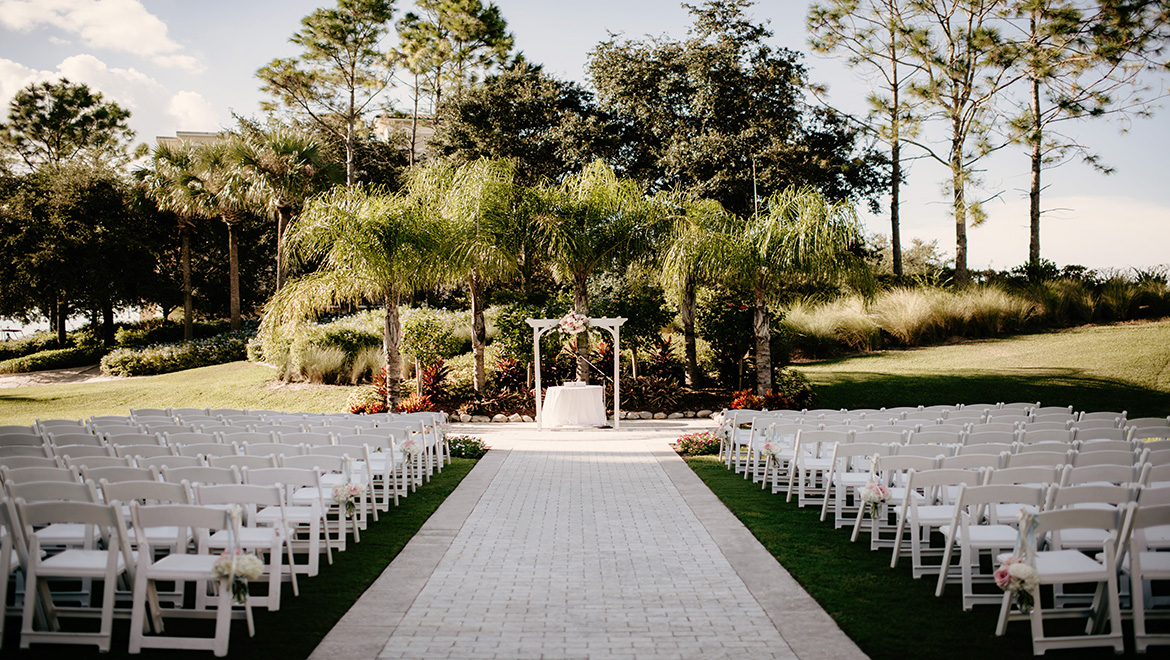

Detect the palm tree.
xmin=660 ymin=195 xmax=731 ymax=387
xmin=536 ymin=160 xmax=666 ymax=382
xmin=192 ymin=140 xmax=252 ymax=330
xmin=235 ymin=127 xmax=340 ymax=291
xmin=408 ymin=157 xmax=520 ymax=391
xmin=695 ymin=186 xmax=864 ymax=395
xmin=266 ymin=184 xmax=437 ymax=409
xmin=138 ymin=143 xmax=205 ymax=341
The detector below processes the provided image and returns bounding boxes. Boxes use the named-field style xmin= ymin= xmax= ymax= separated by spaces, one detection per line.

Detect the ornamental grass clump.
xmin=782 ymin=297 xmax=879 ymax=357
xmin=673 ymin=431 xmax=721 ymax=456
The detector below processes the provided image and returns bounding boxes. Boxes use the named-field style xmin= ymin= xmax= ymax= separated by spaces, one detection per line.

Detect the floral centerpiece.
xmin=859 ymin=481 xmax=891 ymax=518
xmin=332 ymin=481 xmax=362 ymax=516
xmin=558 ymin=310 xmax=589 ymax=335
xmin=212 ymin=550 xmax=264 ymax=603
xmin=994 ymin=556 xmax=1039 ymax=612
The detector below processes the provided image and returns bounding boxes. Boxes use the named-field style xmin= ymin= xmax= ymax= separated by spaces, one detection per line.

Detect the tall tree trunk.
xmin=469 ymin=272 xmax=487 ymax=391
xmin=345 ymin=89 xmax=356 ymax=186
xmin=951 ymin=119 xmax=969 ymax=284
xmin=101 ymin=298 xmax=115 ymax=347
xmin=574 ymin=273 xmax=590 ymax=382
xmin=889 ymin=15 xmax=903 ymax=278
xmin=276 ymin=205 xmax=291 ymax=292
xmin=225 ymin=217 xmax=241 ymax=331
xmin=680 ymin=280 xmax=699 ymax=387
xmin=383 ymin=289 xmax=404 ymax=410
xmin=55 ymin=299 xmax=67 ymax=347
xmin=753 ymin=284 xmax=772 ymax=396
xmin=1028 ymin=76 xmax=1042 ymax=272
xmin=181 ymin=224 xmax=193 ymax=341
xmin=408 ymin=71 xmax=420 ymax=168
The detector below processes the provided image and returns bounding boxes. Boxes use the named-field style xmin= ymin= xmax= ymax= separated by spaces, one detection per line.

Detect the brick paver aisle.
xmin=310 ymin=422 xmax=863 ymax=660
xmin=380 ymin=435 xmax=794 ymax=660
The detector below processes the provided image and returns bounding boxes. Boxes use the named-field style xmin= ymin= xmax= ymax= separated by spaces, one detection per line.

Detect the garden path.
xmin=308 ymin=420 xmax=863 ymax=660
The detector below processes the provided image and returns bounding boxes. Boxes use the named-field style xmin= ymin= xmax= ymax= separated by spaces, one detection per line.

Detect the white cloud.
xmin=168 ymin=90 xmax=220 ymax=131
xmin=0 ymin=0 xmax=204 ymax=72
xmin=0 ymin=58 xmax=49 ymax=104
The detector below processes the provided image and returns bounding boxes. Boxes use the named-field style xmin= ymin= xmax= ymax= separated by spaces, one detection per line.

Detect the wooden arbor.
xmin=526 ymin=317 xmax=627 ymax=430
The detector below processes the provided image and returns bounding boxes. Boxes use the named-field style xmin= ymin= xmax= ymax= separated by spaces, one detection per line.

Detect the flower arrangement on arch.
xmin=994 ymin=556 xmax=1039 ymax=613
xmin=212 ymin=550 xmax=264 ymax=603
xmin=331 ymin=481 xmax=362 ymax=516
xmin=859 ymin=481 xmax=891 ymax=518
xmin=558 ymin=310 xmax=590 ymax=335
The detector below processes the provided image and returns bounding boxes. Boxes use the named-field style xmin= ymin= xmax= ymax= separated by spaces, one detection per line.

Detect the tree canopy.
xmin=0 ymin=79 xmax=134 ymax=172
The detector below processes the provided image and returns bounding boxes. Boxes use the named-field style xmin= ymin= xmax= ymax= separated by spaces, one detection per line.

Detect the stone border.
xmin=453 ymin=409 xmax=715 ymax=423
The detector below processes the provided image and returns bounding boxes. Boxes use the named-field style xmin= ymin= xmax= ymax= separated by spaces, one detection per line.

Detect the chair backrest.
xmin=299 ymin=445 xmax=366 ymax=462
xmin=985 ymin=410 xmax=1030 ymax=423
xmin=273 ymin=432 xmax=333 ymax=447
xmin=101 ymin=431 xmax=161 ymax=445
xmin=1075 ymin=428 xmax=1129 ymax=443
xmin=281 ymin=452 xmax=355 ymax=472
xmin=965 ymin=430 xmax=1018 ymax=446
xmin=1079 ymin=410 xmax=1126 ymax=424
xmin=37 ymin=419 xmax=86 ymax=433
xmin=242 ymin=442 xmax=304 ymax=458
xmin=0 ymin=455 xmax=59 ymax=470
xmin=906 ymin=430 xmax=963 ymax=446
xmin=0 ymin=465 xmax=78 ymax=484
xmin=873 ymin=454 xmax=940 ymax=487
xmin=208 ymin=408 xmax=247 ymax=418
xmin=6 ymin=478 xmax=97 ymax=504
xmin=100 ymin=479 xmax=190 ymax=505
xmin=1131 ymin=427 xmax=1170 ymax=442
xmin=53 ymin=444 xmax=114 ymax=459
xmin=970 ymin=422 xmax=1020 ymax=434
xmin=222 ymin=431 xmax=276 ymax=444
xmin=1021 ymin=421 xmax=1070 ymax=432
xmin=81 ymin=465 xmax=155 ymax=484
xmin=1062 ymin=463 xmax=1143 ymax=487
xmin=112 ymin=444 xmax=175 ymax=459
xmin=162 ymin=431 xmax=220 ymax=446
xmin=16 ymin=500 xmax=131 ymax=566
xmin=247 ymin=424 xmax=291 ymax=435
xmin=62 ymin=455 xmax=132 ymax=470
xmin=1072 ymin=450 xmax=1139 ymax=468
xmin=130 ymin=502 xmax=227 ymax=556
xmin=998 ymin=401 xmax=1040 ymax=412
xmin=1018 ymin=428 xmax=1075 ymax=445
xmin=1033 ymin=405 xmax=1073 ymax=416
xmin=1047 ymin=483 xmax=1134 ymax=510
xmin=1028 ymin=506 xmax=1123 ymax=556
xmin=161 ymin=465 xmax=239 ymax=487
xmin=0 ymin=445 xmax=49 ymax=458
xmin=46 ymin=432 xmax=105 ymax=447
xmin=134 ymin=454 xmax=203 ymax=471
xmin=207 ymin=454 xmax=278 ymax=470
xmin=829 ymin=442 xmax=894 ymax=472
xmin=1002 ymin=450 xmax=1071 ymax=469
xmin=194 ymin=483 xmax=281 ymax=509
xmin=1014 ymin=441 xmax=1070 ymax=454
xmin=0 ymin=431 xmax=45 ymax=447
xmin=1122 ymin=503 xmax=1170 ymax=557
xmin=1077 ymin=439 xmax=1135 ymax=453
xmin=242 ymin=467 xmax=322 ymax=502
xmin=169 ymin=407 xmax=210 ymax=418
xmin=130 ymin=408 xmax=171 ymax=418
xmin=956 ymin=483 xmax=1048 ymax=524
xmin=904 ymin=468 xmax=983 ymax=504
xmin=940 ymin=453 xmax=1001 ymax=471
xmin=176 ymin=442 xmax=238 ymax=458
xmin=895 ymin=444 xmax=954 ymax=458
xmin=196 ymin=425 xmax=238 ymax=435
xmin=1126 ymin=416 xmax=1170 ymax=430
xmin=956 ymin=443 xmax=1013 ymax=456
xmin=852 ymin=429 xmax=906 ymax=445
xmin=985 ymin=465 xmax=1061 ymax=486
xmin=139 ymin=424 xmax=195 ymax=436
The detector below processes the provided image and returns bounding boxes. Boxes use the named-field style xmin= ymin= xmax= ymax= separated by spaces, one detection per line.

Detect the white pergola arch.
xmin=526 ymin=317 xmax=627 ymax=430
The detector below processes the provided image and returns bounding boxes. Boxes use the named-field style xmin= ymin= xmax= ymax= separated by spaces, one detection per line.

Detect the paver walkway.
xmin=310 ymin=421 xmax=864 ymax=660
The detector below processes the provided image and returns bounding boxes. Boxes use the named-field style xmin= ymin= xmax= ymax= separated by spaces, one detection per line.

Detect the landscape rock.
xmin=653 ymin=412 xmax=667 ymax=419
xmin=522 ymin=414 xmax=534 ymax=423
xmin=667 ymin=412 xmax=684 ymax=419
xmin=639 ymin=411 xmax=654 ymax=420
xmin=491 ymin=414 xmax=507 ymax=423
xmin=683 ymin=411 xmax=695 ymax=418
xmin=470 ymin=415 xmax=492 ymax=423
xmin=508 ymin=413 xmax=523 ymax=423
xmin=459 ymin=414 xmax=472 ymax=423
xmin=697 ymin=409 xmax=713 ymax=418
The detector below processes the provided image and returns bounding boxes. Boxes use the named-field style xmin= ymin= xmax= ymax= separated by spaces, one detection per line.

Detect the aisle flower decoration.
xmin=402 ymin=438 xmax=424 ymax=458
xmin=558 ymin=310 xmax=589 ymax=335
xmin=761 ymin=442 xmax=786 ymax=462
xmin=859 ymin=481 xmax=890 ymax=518
xmin=994 ymin=556 xmax=1039 ymax=613
xmin=332 ymin=481 xmax=362 ymax=516
xmin=212 ymin=550 xmax=264 ymax=603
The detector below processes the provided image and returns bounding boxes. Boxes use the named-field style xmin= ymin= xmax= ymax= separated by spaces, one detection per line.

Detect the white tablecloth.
xmin=542 ymin=385 xmax=606 ymax=427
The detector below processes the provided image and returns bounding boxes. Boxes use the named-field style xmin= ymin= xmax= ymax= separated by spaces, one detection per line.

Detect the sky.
xmin=1 ymin=0 xmax=1167 ymax=272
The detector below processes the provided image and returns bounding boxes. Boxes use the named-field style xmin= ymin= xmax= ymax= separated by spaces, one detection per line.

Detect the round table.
xmin=541 ymin=384 xmax=606 ymax=428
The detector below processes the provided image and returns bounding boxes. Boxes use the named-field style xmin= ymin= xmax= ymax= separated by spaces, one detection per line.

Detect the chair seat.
xmin=209 ymin=527 xmax=281 ymax=547
xmin=1132 ymin=551 xmax=1170 ymax=576
xmin=40 ymin=548 xmax=128 ymax=576
xmin=1057 ymin=528 xmax=1112 ymax=547
xmin=910 ymin=504 xmax=958 ymax=525
xmin=941 ymin=523 xmax=1018 ymax=547
xmin=257 ymin=506 xmax=316 ymax=525
xmin=148 ymin=553 xmax=219 ymax=578
xmin=1035 ymin=550 xmax=1108 ymax=582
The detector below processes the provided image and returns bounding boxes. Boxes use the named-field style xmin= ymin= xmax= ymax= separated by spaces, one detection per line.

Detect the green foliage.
xmin=672 ymin=431 xmax=721 ymax=456
xmin=115 ymin=320 xmax=233 ymax=349
xmin=402 ymin=307 xmax=464 ymax=366
xmin=0 ymin=330 xmax=75 ymax=361
xmin=622 ymin=375 xmax=681 ymax=411
xmin=728 ymin=367 xmax=816 ymax=410
xmin=492 ymin=300 xmax=568 ymax=364
xmin=282 ymin=313 xmax=383 ymax=384
xmin=100 ymin=331 xmax=250 ymax=377
xmin=446 ymin=434 xmax=490 ymax=459
xmin=0 ymin=346 xmax=106 ymax=374
xmin=345 ymin=384 xmax=388 ymax=414
xmin=1 ymin=78 xmax=134 ymax=171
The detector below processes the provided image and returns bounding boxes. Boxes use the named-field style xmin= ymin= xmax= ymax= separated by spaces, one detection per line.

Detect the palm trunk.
xmin=753 ymin=284 xmax=771 ymax=396
xmin=345 ymin=89 xmax=356 ymax=186
xmin=574 ymin=273 xmax=590 ymax=382
xmin=383 ymin=289 xmax=404 ymax=410
xmin=680 ymin=280 xmax=699 ymax=387
xmin=181 ymin=224 xmax=193 ymax=341
xmin=409 ymin=71 xmax=420 ymax=168
xmin=56 ymin=299 xmax=67 ymax=347
xmin=276 ymin=205 xmax=291 ymax=292
xmin=225 ymin=216 xmax=241 ymax=331
xmin=469 ymin=272 xmax=487 ymax=391
xmin=889 ymin=18 xmax=903 ymax=278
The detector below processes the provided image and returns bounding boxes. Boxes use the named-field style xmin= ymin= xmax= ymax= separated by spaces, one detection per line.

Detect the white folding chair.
xmin=820 ymin=442 xmax=894 ymax=528
xmin=890 ymin=468 xmax=983 ymax=579
xmin=243 ymin=466 xmax=332 ymax=576
xmin=786 ymin=430 xmax=850 ymax=507
xmin=1121 ymin=503 xmax=1170 ymax=652
xmin=851 ymin=454 xmax=939 ymax=547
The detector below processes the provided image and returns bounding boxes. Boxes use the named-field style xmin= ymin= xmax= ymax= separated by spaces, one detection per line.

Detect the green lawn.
xmin=687 ymin=456 xmax=1150 ymax=660
xmin=0 ymin=361 xmax=353 ymax=426
xmin=800 ymin=320 xmax=1170 ymax=418
xmin=0 ymin=457 xmax=478 ymax=659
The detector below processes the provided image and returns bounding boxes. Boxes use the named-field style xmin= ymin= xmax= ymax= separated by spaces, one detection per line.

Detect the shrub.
xmin=114 ymin=319 xmax=233 ymax=349
xmin=397 ymin=392 xmax=438 ymax=413
xmin=346 ymin=385 xmax=388 ymax=414
xmin=299 ymin=345 xmax=349 ymax=384
xmin=623 ymin=375 xmax=681 ymax=411
xmin=446 ymin=435 xmax=490 ymax=459
xmin=782 ymin=297 xmax=879 ymax=358
xmin=0 ymin=331 xmax=64 ymax=362
xmin=673 ymin=431 xmax=720 ymax=456
xmin=0 ymin=346 xmax=107 ymax=374
xmin=402 ymin=307 xmax=463 ymax=367
xmin=348 ymin=345 xmax=385 ymax=385
xmin=728 ymin=368 xmax=815 ymax=411
xmin=99 ymin=331 xmax=250 ymax=377
xmin=642 ymin=337 xmax=685 ymax=383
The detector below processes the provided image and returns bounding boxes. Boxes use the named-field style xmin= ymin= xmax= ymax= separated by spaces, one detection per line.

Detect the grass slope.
xmin=686 ymin=456 xmax=1147 ymax=660
xmin=0 ymin=457 xmax=478 ymax=659
xmin=800 ymin=320 xmax=1170 ymax=418
xmin=0 ymin=362 xmax=353 ymax=426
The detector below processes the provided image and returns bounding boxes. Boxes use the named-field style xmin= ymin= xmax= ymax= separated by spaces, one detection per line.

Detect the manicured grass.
xmin=0 ymin=457 xmax=479 ymax=659
xmin=801 ymin=320 xmax=1170 ymax=418
xmin=686 ymin=456 xmax=1145 ymax=660
xmin=0 ymin=361 xmax=353 ymax=426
